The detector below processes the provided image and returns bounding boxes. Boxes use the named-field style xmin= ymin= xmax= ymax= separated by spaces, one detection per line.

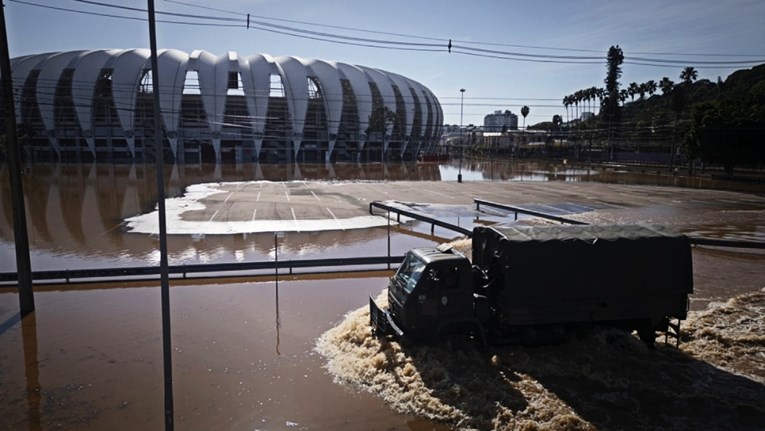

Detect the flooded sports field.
xmin=1 ymin=160 xmax=764 ymax=430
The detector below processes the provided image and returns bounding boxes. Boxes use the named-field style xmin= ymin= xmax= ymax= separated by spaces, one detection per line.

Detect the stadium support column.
xmin=0 ymin=0 xmax=34 ymax=315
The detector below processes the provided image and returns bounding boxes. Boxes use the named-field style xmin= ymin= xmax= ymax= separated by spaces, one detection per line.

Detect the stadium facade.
xmin=4 ymin=49 xmax=443 ymax=163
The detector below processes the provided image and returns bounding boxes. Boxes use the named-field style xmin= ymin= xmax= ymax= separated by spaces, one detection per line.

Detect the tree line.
xmin=555 ymin=45 xmax=764 ymax=175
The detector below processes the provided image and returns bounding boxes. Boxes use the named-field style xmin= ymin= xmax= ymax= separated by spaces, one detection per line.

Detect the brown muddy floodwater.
xmin=1 ymin=160 xmax=764 ymax=430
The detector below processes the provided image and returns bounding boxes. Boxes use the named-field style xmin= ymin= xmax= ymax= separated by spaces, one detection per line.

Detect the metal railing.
xmin=474 ymin=198 xmax=589 ymax=225
xmin=0 ymin=255 xmax=405 ymax=286
xmin=369 ymin=201 xmax=473 ymax=236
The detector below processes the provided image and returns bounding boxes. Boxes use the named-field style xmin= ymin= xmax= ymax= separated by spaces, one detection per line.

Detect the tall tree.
xmin=603 ymin=45 xmax=624 ymax=126
xmin=562 ymin=95 xmax=571 ymax=125
xmin=680 ymin=66 xmax=698 ymax=84
xmin=574 ymin=90 xmax=582 ymax=120
xmin=596 ymin=87 xmax=606 ymax=113
xmin=366 ymin=105 xmax=397 ymax=146
xmin=521 ymin=105 xmax=530 ymax=129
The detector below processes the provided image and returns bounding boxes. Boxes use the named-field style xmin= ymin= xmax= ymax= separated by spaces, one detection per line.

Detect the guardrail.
xmin=0 ymin=255 xmax=405 ymax=286
xmin=474 ymin=199 xmax=589 ymax=225
xmin=369 ymin=201 xmax=473 ymax=236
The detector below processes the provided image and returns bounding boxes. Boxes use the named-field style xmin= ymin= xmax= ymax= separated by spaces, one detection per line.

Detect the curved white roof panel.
xmin=240 ymin=53 xmax=273 ymax=158
xmin=35 ymin=50 xmax=87 ymax=133
xmin=332 ymin=62 xmax=373 ymax=148
xmin=274 ymin=56 xmax=309 ymax=156
xmin=11 ymin=52 xmax=52 ymax=124
xmin=156 ymin=49 xmax=189 ymax=151
xmin=111 ymin=49 xmax=150 ymax=154
xmin=72 ymin=49 xmax=119 ymax=151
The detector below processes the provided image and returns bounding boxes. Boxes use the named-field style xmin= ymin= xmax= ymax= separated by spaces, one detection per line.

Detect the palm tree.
xmin=645 ymin=80 xmax=657 ymax=97
xmin=574 ymin=90 xmax=583 ymax=120
xmin=596 ymin=87 xmax=606 ymax=113
xmin=562 ymin=95 xmax=571 ymax=125
xmin=628 ymin=82 xmax=640 ymax=102
xmin=588 ymin=86 xmax=598 ymax=116
xmin=637 ymin=83 xmax=647 ymax=100
xmin=521 ymin=105 xmax=530 ymax=130
xmin=680 ymin=66 xmax=698 ymax=84
xmin=659 ymin=77 xmax=674 ymax=95
xmin=563 ymin=96 xmax=571 ymax=122
xmin=619 ymin=89 xmax=629 ymax=106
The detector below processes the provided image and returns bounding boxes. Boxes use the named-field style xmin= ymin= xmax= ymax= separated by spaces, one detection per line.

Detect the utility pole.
xmin=147 ymin=1 xmax=173 ymax=429
xmin=458 ymin=88 xmax=465 ymax=183
xmin=0 ymin=0 xmax=34 ymax=315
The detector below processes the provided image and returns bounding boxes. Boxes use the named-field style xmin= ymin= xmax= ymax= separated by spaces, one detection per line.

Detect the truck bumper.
xmin=369 ymin=295 xmax=404 ymax=337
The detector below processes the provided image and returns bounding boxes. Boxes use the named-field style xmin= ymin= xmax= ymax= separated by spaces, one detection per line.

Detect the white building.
xmin=483 ymin=110 xmax=518 ymax=132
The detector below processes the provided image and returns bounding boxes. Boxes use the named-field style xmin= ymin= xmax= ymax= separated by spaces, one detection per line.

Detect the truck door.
xmin=417 ymin=263 xmax=473 ymax=332
xmin=433 ymin=263 xmax=473 ymax=320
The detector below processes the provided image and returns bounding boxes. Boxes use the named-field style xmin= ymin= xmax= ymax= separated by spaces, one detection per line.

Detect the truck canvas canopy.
xmin=472 ymin=224 xmax=693 ymax=326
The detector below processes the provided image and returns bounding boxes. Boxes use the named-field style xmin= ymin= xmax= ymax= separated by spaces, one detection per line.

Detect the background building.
xmin=3 ymin=49 xmax=443 ymax=163
xmin=483 ymin=110 xmax=518 ymax=132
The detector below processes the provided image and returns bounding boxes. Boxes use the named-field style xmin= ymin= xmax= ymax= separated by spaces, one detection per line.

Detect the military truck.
xmin=370 ymin=224 xmax=693 ymax=346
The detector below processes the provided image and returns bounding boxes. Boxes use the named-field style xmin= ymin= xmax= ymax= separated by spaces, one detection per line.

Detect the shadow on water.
xmin=490 ymin=334 xmax=764 ymax=430
xmin=21 ymin=312 xmax=41 ymax=431
xmin=0 ymin=311 xmax=43 ymax=431
xmin=0 ymin=310 xmax=21 ymax=336
xmin=374 ymin=328 xmax=765 ymax=430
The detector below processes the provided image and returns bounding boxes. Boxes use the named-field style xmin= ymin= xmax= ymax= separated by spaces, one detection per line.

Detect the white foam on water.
xmin=124 ymin=181 xmax=390 ymax=235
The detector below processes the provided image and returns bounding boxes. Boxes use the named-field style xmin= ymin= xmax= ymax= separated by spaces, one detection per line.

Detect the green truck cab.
xmin=376 ymin=244 xmax=479 ymax=341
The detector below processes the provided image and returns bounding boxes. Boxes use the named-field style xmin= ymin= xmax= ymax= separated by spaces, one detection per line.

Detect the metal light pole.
xmin=0 ymin=0 xmax=34 ymax=315
xmin=147 ymin=1 xmax=173 ymax=429
xmin=458 ymin=88 xmax=465 ymax=183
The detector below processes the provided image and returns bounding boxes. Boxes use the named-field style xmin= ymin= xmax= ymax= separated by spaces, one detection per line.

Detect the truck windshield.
xmin=395 ymin=254 xmax=426 ymax=293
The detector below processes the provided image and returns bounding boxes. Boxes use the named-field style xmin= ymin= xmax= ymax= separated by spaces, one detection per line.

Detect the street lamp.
xmin=458 ymin=88 xmax=465 ymax=183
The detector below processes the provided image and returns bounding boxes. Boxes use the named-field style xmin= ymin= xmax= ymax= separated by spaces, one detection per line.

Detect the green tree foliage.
xmin=521 ymin=105 xmax=530 ymax=129
xmin=659 ymin=77 xmax=675 ymax=95
xmin=602 ymin=45 xmax=624 ymax=124
xmin=552 ymin=114 xmax=562 ymax=130
xmin=684 ymin=99 xmax=765 ymax=175
xmin=366 ymin=105 xmax=397 ymax=139
xmin=681 ymin=66 xmax=698 ymax=84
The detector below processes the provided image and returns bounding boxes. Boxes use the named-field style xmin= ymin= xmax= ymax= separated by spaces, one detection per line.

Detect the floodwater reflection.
xmin=1 ymin=162 xmax=452 ymax=272
xmin=1 ymin=160 xmax=763 ymax=275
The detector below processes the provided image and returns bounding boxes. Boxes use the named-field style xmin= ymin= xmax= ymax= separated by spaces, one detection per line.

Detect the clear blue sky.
xmin=6 ymin=0 xmax=765 ymax=126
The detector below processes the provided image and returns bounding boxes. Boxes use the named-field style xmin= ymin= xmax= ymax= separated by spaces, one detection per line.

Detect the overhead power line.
xmin=9 ymin=0 xmax=765 ymax=68
xmin=163 ymin=0 xmax=765 ymax=58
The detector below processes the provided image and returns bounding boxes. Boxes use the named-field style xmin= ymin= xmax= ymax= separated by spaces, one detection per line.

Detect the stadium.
xmin=5 ymin=49 xmax=443 ymax=163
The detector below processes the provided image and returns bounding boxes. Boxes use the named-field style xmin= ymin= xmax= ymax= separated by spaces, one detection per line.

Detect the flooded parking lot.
xmin=1 ymin=160 xmax=764 ymax=430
